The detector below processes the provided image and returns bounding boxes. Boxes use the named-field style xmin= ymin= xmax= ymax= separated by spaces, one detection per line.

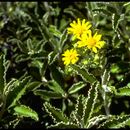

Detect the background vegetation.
xmin=1 ymin=2 xmax=130 ymax=129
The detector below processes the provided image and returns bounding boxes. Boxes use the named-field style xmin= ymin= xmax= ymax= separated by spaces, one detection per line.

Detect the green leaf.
xmin=49 ymin=37 xmax=60 ymax=52
xmin=26 ymin=81 xmax=42 ymax=91
xmin=44 ymin=102 xmax=69 ymax=123
xmin=4 ymin=78 xmax=17 ymax=96
xmin=71 ymin=64 xmax=96 ymax=84
xmin=116 ymin=86 xmax=130 ymax=96
xmin=64 ymin=8 xmax=85 ymax=19
xmin=38 ymin=20 xmax=50 ymax=41
xmin=125 ymin=117 xmax=130 ymax=126
xmin=14 ymin=105 xmax=39 ymax=121
xmin=30 ymin=60 xmax=43 ymax=70
xmin=26 ymin=38 xmax=34 ymax=54
xmin=110 ymin=63 xmax=121 ymax=74
xmin=68 ymin=82 xmax=86 ymax=94
xmin=4 ymin=60 xmax=10 ymax=75
xmin=92 ymin=8 xmax=111 ymax=15
xmin=99 ymin=115 xmax=130 ymax=128
xmin=71 ymin=95 xmax=85 ymax=126
xmin=49 ymin=65 xmax=64 ymax=87
xmin=47 ymin=80 xmax=65 ymax=96
xmin=0 ymin=54 xmax=5 ymax=94
xmin=42 ymin=12 xmax=49 ymax=23
xmin=15 ymin=54 xmax=30 ymax=63
xmin=59 ymin=29 xmax=68 ymax=50
xmin=30 ymin=51 xmax=48 ymax=60
xmin=88 ymin=115 xmax=110 ymax=128
xmin=49 ymin=25 xmax=62 ymax=38
xmin=102 ymin=69 xmax=110 ymax=85
xmin=38 ymin=20 xmax=59 ymax=52
xmin=34 ymin=90 xmax=62 ymax=101
xmin=16 ymin=39 xmax=28 ymax=53
xmin=82 ymin=83 xmax=98 ymax=126
xmin=48 ymin=122 xmax=78 ymax=129
xmin=91 ymin=99 xmax=103 ymax=117
xmin=48 ymin=51 xmax=58 ymax=65
xmin=112 ymin=13 xmax=124 ymax=31
xmin=35 ymin=40 xmax=47 ymax=53
xmin=6 ymin=76 xmax=31 ymax=108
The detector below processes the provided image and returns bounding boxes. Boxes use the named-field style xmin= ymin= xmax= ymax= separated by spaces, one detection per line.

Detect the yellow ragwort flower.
xmin=77 ymin=30 xmax=105 ymax=53
xmin=62 ymin=49 xmax=79 ymax=66
xmin=67 ymin=18 xmax=92 ymax=39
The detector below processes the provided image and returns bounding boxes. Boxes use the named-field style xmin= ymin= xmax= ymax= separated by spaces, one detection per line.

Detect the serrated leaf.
xmin=30 ymin=51 xmax=48 ymax=60
xmin=48 ymin=51 xmax=58 ymax=65
xmin=82 ymin=83 xmax=98 ymax=126
xmin=34 ymin=90 xmax=62 ymax=101
xmin=6 ymin=76 xmax=31 ymax=108
xmin=47 ymin=121 xmax=78 ymax=129
xmin=92 ymin=8 xmax=111 ymax=15
xmin=88 ymin=115 xmax=110 ymax=128
xmin=4 ymin=78 xmax=17 ymax=96
xmin=116 ymin=86 xmax=130 ymax=96
xmin=14 ymin=105 xmax=39 ymax=121
xmin=72 ymin=95 xmax=84 ymax=126
xmin=99 ymin=115 xmax=130 ymax=128
xmin=35 ymin=40 xmax=47 ymax=53
xmin=71 ymin=64 xmax=96 ymax=84
xmin=38 ymin=20 xmax=59 ymax=52
xmin=44 ymin=102 xmax=69 ymax=123
xmin=4 ymin=60 xmax=10 ymax=74
xmin=91 ymin=100 xmax=103 ymax=117
xmin=102 ymin=69 xmax=110 ymax=85
xmin=112 ymin=13 xmax=124 ymax=31
xmin=15 ymin=54 xmax=30 ymax=63
xmin=16 ymin=39 xmax=28 ymax=53
xmin=68 ymin=82 xmax=86 ymax=94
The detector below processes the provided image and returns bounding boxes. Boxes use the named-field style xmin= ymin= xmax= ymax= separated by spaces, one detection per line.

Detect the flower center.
xmin=70 ymin=54 xmax=75 ymax=59
xmin=88 ymin=38 xmax=96 ymax=46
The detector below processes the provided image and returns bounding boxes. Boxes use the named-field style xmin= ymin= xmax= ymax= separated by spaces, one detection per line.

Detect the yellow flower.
xmin=67 ymin=18 xmax=92 ymax=39
xmin=77 ymin=33 xmax=88 ymax=48
xmin=77 ymin=30 xmax=105 ymax=53
xmin=62 ymin=49 xmax=79 ymax=66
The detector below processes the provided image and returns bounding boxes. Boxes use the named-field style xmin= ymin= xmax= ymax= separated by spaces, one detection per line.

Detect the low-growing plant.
xmin=1 ymin=1 xmax=130 ymax=129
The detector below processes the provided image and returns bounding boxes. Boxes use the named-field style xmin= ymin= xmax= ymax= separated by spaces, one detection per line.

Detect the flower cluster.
xmin=62 ymin=18 xmax=105 ymax=66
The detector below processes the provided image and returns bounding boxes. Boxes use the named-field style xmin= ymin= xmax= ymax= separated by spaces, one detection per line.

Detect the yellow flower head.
xmin=62 ymin=49 xmax=79 ymax=66
xmin=77 ymin=30 xmax=105 ymax=53
xmin=67 ymin=18 xmax=92 ymax=39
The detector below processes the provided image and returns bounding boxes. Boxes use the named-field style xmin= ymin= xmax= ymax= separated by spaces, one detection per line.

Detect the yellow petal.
xmin=95 ymin=34 xmax=102 ymax=41
xmin=98 ymin=41 xmax=105 ymax=47
xmin=93 ymin=47 xmax=97 ymax=53
xmin=77 ymin=18 xmax=81 ymax=26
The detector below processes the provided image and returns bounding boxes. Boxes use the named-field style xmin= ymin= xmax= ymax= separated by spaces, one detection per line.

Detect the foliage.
xmin=1 ymin=1 xmax=130 ymax=129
